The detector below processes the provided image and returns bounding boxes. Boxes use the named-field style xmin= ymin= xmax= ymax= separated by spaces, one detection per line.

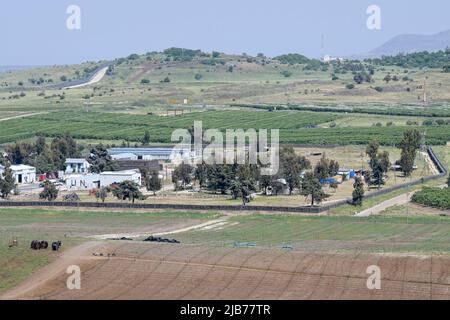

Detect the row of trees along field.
xmin=170 ymin=146 xmax=335 ymax=206
xmin=0 ymin=129 xmax=429 ymax=207
xmin=170 ymin=128 xmax=425 ymax=207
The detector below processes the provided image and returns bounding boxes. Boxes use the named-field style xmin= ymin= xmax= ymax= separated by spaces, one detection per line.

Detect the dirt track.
xmin=3 ymin=242 xmax=450 ymax=300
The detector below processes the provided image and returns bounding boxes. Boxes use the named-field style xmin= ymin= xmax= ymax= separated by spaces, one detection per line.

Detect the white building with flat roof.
xmin=100 ymin=169 xmax=141 ymax=187
xmin=0 ymin=164 xmax=36 ymax=184
xmin=65 ymin=159 xmax=91 ymax=174
xmin=64 ymin=169 xmax=141 ymax=191
xmin=107 ymin=147 xmax=198 ymax=164
xmin=66 ymin=173 xmax=101 ymax=191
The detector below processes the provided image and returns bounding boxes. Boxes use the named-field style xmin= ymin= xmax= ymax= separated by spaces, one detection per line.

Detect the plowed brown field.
xmin=3 ymin=242 xmax=450 ymax=300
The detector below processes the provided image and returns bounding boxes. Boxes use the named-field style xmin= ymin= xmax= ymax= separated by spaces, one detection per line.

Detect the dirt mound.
xmin=3 ymin=242 xmax=450 ymax=300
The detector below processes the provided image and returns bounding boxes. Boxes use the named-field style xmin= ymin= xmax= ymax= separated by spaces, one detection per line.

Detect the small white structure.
xmin=65 ymin=159 xmax=90 ymax=174
xmin=322 ymin=55 xmax=345 ymax=63
xmin=0 ymin=164 xmax=36 ymax=184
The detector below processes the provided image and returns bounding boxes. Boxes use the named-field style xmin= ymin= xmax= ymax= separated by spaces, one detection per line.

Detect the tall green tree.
xmin=300 ymin=172 xmax=330 ymax=207
xmin=142 ymin=130 xmax=151 ymax=145
xmin=112 ymin=180 xmax=144 ymax=203
xmin=352 ymin=177 xmax=365 ymax=206
xmin=0 ymin=162 xmax=16 ymax=199
xmin=51 ymin=133 xmax=81 ymax=170
xmin=229 ymin=179 xmax=255 ymax=205
xmin=143 ymin=169 xmax=162 ymax=195
xmin=206 ymin=163 xmax=232 ymax=194
xmin=366 ymin=140 xmax=380 ymax=169
xmin=39 ymin=181 xmax=59 ymax=202
xmin=280 ymin=146 xmax=311 ymax=195
xmin=6 ymin=142 xmax=34 ymax=165
xmin=399 ymin=129 xmax=421 ymax=177
xmin=172 ymin=162 xmax=193 ymax=190
xmin=313 ymin=154 xmax=339 ymax=180
xmin=194 ymin=162 xmax=208 ymax=191
xmin=87 ymin=145 xmax=118 ymax=173
xmin=378 ymin=151 xmax=391 ymax=174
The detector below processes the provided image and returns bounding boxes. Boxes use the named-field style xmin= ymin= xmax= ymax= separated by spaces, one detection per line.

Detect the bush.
xmin=411 ymin=187 xmax=450 ymax=210
xmin=194 ymin=73 xmax=203 ymax=80
xmin=63 ymin=193 xmax=80 ymax=202
xmin=280 ymin=70 xmax=292 ymax=78
xmin=374 ymin=86 xmax=383 ymax=92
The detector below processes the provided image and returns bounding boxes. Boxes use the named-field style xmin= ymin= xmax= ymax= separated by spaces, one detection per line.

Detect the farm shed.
xmin=115 ymin=159 xmax=162 ymax=172
xmin=107 ymin=147 xmax=196 ymax=164
xmin=110 ymin=153 xmax=138 ymax=161
xmin=0 ymin=164 xmax=36 ymax=184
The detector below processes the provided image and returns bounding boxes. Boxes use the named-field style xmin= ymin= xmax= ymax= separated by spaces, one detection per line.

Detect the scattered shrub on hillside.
xmin=374 ymin=86 xmax=383 ymax=92
xmin=346 ymin=84 xmax=355 ymax=90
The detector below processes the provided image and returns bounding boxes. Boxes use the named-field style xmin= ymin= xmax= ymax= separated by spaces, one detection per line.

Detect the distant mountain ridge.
xmin=367 ymin=30 xmax=450 ymax=58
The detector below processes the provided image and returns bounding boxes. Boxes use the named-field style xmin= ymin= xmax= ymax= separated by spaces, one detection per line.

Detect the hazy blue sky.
xmin=1 ymin=0 xmax=449 ymax=65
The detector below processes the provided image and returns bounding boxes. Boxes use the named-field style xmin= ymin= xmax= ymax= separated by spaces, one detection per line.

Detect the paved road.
xmin=63 ymin=66 xmax=109 ymax=89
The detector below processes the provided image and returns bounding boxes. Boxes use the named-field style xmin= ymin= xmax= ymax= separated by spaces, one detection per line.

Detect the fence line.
xmin=0 ymin=148 xmax=446 ymax=214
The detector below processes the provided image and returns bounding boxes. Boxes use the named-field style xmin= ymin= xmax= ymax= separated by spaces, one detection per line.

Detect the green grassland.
xmin=1 ymin=50 xmax=450 ymax=113
xmin=172 ymin=213 xmax=450 ymax=253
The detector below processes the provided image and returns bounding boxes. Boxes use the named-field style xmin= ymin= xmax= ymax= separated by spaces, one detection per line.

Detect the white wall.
xmin=66 ymin=174 xmax=100 ymax=191
xmin=100 ymin=171 xmax=141 ymax=187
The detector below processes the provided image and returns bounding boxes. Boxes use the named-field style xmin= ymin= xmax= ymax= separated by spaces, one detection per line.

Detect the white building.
xmin=100 ymin=169 xmax=141 ymax=187
xmin=110 ymin=153 xmax=138 ymax=161
xmin=0 ymin=164 xmax=36 ymax=184
xmin=107 ymin=147 xmax=197 ymax=164
xmin=322 ymin=55 xmax=345 ymax=63
xmin=65 ymin=169 xmax=141 ymax=191
xmin=65 ymin=159 xmax=91 ymax=174
xmin=65 ymin=174 xmax=100 ymax=191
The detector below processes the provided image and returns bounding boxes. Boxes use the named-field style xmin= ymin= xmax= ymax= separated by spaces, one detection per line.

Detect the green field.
xmin=170 ymin=214 xmax=450 ymax=253
xmin=0 ymin=109 xmax=338 ymax=144
xmin=1 ymin=109 xmax=449 ymax=146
